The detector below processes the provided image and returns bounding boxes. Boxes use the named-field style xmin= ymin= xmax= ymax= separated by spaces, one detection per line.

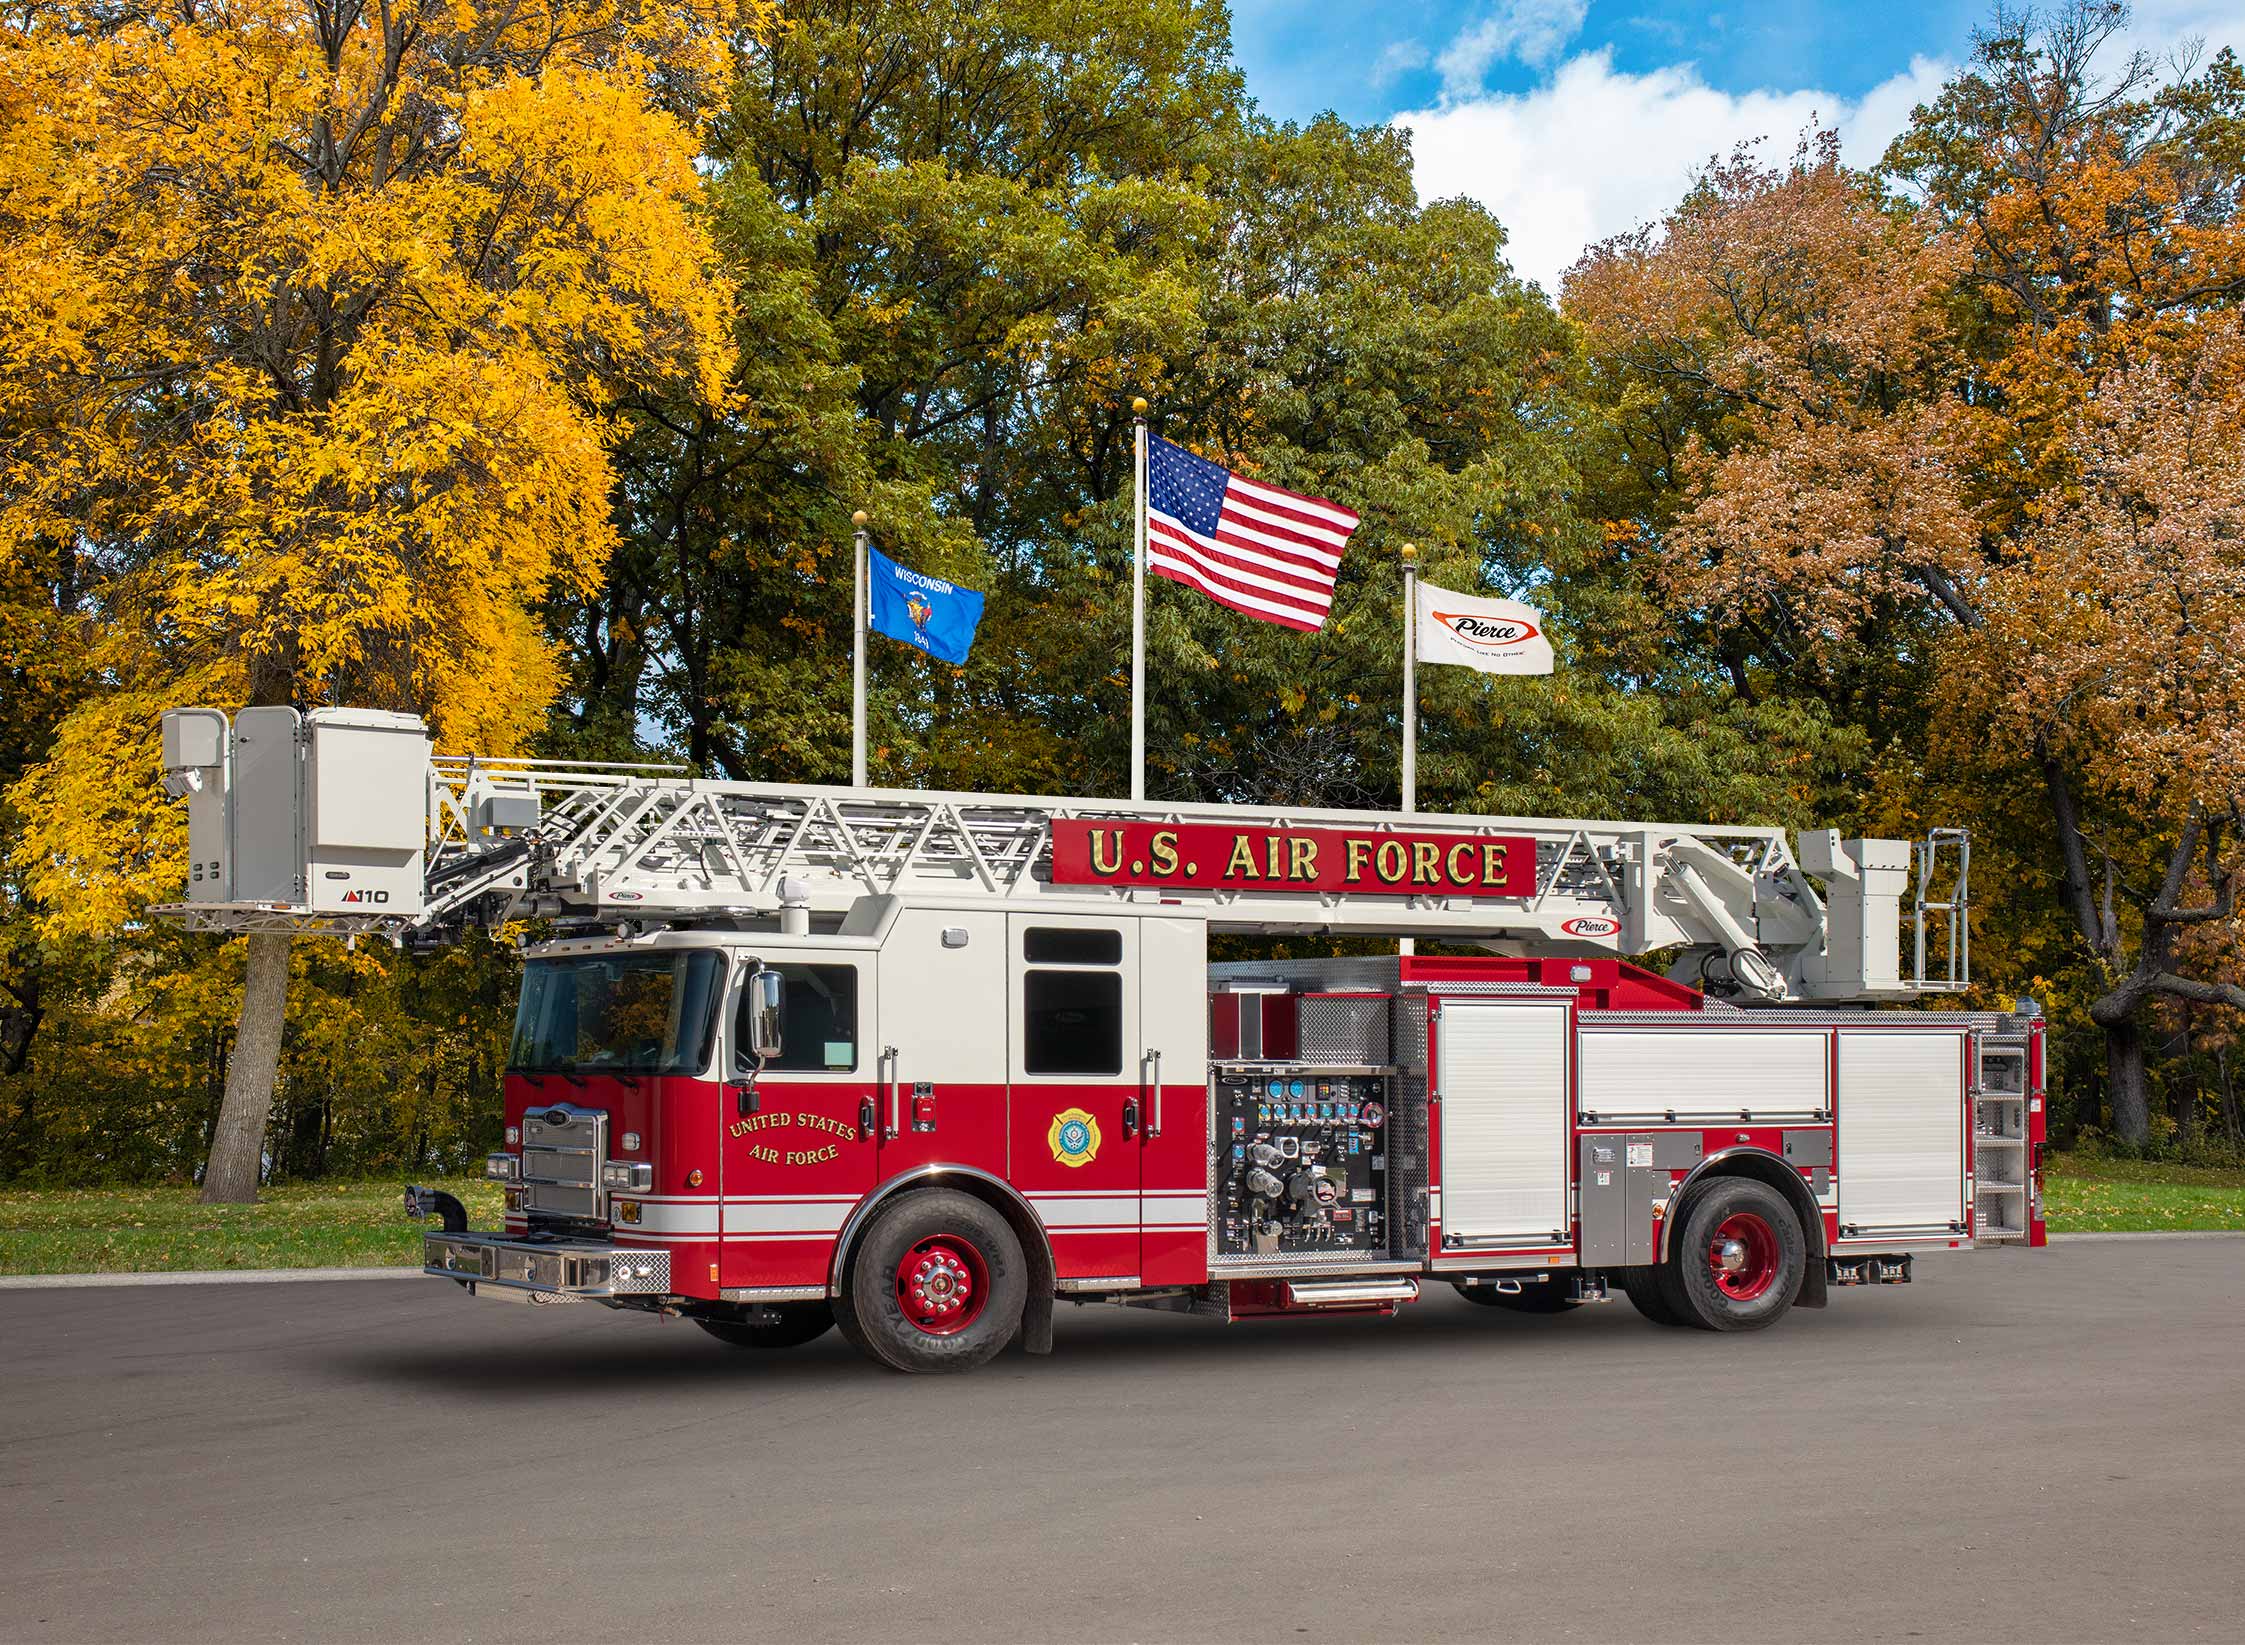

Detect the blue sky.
xmin=1228 ymin=0 xmax=2244 ymax=291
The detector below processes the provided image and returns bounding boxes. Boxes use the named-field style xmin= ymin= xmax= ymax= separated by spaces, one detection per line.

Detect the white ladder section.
xmin=156 ymin=705 xmax=1967 ymax=1005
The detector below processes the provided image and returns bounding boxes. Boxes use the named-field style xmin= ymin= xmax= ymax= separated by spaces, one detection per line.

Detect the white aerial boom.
xmin=157 ymin=706 xmax=1968 ymax=1005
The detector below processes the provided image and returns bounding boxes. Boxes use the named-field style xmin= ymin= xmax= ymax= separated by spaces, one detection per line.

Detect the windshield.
xmin=509 ymin=951 xmax=725 ymax=1075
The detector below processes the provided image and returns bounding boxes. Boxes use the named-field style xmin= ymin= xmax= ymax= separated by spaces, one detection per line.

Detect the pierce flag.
xmin=1414 ymin=580 xmax=1554 ymax=675
xmin=867 ymin=544 xmax=984 ymax=666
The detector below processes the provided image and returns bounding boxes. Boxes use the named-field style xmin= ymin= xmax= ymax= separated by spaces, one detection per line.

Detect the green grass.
xmin=0 ymin=1154 xmax=2236 ymax=1275
xmin=0 ymin=1178 xmax=505 ymax=1275
xmin=2042 ymin=1153 xmax=2245 ymax=1233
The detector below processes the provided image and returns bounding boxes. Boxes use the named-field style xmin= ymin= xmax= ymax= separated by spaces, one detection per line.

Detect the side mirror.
xmin=745 ymin=967 xmax=785 ymax=1062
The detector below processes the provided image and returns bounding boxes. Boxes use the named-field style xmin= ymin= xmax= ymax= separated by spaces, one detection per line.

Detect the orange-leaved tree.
xmin=1571 ymin=6 xmax=2245 ymax=1139
xmin=0 ymin=0 xmax=757 ymax=1198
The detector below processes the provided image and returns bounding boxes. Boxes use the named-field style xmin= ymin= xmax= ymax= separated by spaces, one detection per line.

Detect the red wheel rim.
xmin=894 ymin=1233 xmax=989 ymax=1336
xmin=1707 ymin=1212 xmax=1781 ymax=1302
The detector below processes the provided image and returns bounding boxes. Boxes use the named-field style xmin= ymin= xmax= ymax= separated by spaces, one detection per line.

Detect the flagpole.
xmin=1131 ymin=397 xmax=1149 ymax=802
xmin=851 ymin=510 xmax=869 ymax=788
xmin=1401 ymin=542 xmax=1418 ymax=815
xmin=1400 ymin=542 xmax=1417 ymax=960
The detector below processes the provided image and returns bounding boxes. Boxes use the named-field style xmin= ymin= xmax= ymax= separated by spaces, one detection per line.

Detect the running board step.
xmin=1280 ymin=1277 xmax=1422 ymax=1308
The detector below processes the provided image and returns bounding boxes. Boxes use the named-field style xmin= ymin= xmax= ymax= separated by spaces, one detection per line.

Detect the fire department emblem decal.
xmin=1048 ymin=1107 xmax=1101 ymax=1168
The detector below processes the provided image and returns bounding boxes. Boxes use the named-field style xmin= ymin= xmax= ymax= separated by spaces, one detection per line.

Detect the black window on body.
xmin=1022 ymin=927 xmax=1124 ymax=1075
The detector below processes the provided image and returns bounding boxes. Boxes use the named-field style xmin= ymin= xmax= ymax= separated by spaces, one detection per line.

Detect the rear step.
xmin=1828 ymin=1255 xmax=1913 ymax=1286
xmin=1280 ymin=1277 xmax=1422 ymax=1308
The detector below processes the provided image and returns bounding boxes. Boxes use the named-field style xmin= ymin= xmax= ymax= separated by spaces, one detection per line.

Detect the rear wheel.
xmin=849 ymin=1189 xmax=1026 ymax=1373
xmin=694 ymin=1302 xmax=834 ymax=1350
xmin=1455 ymin=1278 xmax=1578 ymax=1313
xmin=1619 ymin=1266 xmax=1686 ymax=1326
xmin=1663 ymin=1178 xmax=1805 ymax=1332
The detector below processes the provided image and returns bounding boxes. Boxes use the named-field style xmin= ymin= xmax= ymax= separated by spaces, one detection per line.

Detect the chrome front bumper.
xmin=422 ymin=1231 xmax=672 ymax=1302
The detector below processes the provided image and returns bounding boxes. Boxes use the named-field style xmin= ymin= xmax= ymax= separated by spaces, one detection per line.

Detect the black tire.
xmin=1662 ymin=1177 xmax=1805 ymax=1333
xmin=1618 ymin=1265 xmax=1686 ymax=1326
xmin=1455 ymin=1278 xmax=1579 ymax=1312
xmin=849 ymin=1188 xmax=1026 ymax=1373
xmin=831 ymin=1282 xmax=872 ymax=1357
xmin=694 ymin=1302 xmax=835 ymax=1350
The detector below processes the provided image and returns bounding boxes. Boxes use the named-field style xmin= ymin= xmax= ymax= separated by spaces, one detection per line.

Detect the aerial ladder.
xmin=157 ymin=706 xmax=1968 ymax=1005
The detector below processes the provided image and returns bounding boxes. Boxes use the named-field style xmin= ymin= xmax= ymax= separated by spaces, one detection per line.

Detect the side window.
xmin=1022 ymin=928 xmax=1123 ymax=1075
xmin=740 ymin=964 xmax=859 ymax=1073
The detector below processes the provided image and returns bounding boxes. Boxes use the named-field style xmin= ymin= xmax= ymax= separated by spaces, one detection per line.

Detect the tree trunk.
xmin=2105 ymin=1015 xmax=2149 ymax=1147
xmin=200 ymin=932 xmax=290 ymax=1203
xmin=2219 ymin=1046 xmax=2241 ymax=1150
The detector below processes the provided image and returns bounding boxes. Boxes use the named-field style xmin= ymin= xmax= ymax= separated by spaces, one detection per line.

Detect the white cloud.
xmin=1371 ymin=37 xmax=1432 ymax=92
xmin=1401 ymin=49 xmax=1948 ymax=294
xmin=1401 ymin=7 xmax=2245 ymax=297
xmin=1436 ymin=1 xmax=1591 ymax=99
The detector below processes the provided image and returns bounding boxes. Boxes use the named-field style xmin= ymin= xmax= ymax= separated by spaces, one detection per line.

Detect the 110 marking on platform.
xmin=1051 ymin=821 xmax=1536 ymax=897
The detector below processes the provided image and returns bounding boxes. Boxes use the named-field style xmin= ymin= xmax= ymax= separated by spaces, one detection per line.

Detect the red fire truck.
xmin=160 ymin=706 xmax=2041 ymax=1373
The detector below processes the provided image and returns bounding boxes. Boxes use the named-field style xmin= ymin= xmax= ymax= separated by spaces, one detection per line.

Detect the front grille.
xmin=521 ymin=1104 xmax=607 ymax=1223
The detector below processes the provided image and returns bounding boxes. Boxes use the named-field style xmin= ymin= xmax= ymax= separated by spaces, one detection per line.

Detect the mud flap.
xmin=1795 ymin=1252 xmax=1828 ymax=1308
xmin=1019 ymin=1288 xmax=1055 ymax=1354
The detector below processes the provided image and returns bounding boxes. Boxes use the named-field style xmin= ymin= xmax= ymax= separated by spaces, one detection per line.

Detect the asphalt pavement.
xmin=2 ymin=1238 xmax=2240 ymax=1643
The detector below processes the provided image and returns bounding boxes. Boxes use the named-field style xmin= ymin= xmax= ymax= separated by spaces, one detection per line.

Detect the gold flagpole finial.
xmin=1131 ymin=397 xmax=1149 ymax=416
xmin=1401 ymin=541 xmax=1417 ymax=560
xmin=851 ymin=510 xmax=869 ymax=528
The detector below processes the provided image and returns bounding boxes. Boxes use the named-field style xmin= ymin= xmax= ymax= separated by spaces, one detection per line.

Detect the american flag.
xmin=1146 ymin=435 xmax=1359 ymax=632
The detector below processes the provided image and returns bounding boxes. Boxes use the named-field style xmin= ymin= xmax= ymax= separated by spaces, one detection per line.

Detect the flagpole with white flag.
xmin=851 ymin=509 xmax=869 ymax=787
xmin=1400 ymin=542 xmax=1417 ymax=816
xmin=1131 ymin=396 xmax=1149 ymax=801
xmin=1399 ymin=542 xmax=1417 ymax=958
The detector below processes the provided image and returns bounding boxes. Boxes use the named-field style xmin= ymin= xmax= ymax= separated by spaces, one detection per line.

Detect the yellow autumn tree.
xmin=0 ymin=0 xmax=760 ymax=1198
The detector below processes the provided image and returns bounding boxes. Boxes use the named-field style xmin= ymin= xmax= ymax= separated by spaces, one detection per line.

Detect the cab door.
xmin=1006 ymin=914 xmax=1141 ymax=1283
xmin=718 ymin=956 xmax=880 ymax=1291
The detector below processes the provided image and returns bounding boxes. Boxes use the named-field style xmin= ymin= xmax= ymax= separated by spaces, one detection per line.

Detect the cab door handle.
xmin=1121 ymin=1098 xmax=1141 ymax=1140
xmin=858 ymin=1096 xmax=877 ymax=1139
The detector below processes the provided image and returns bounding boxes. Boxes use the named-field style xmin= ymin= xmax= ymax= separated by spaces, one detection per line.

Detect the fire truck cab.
xmin=159 ymin=705 xmax=2041 ymax=1374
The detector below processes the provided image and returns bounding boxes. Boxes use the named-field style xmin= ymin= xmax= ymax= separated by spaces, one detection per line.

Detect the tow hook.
xmin=404 ymin=1184 xmax=469 ymax=1233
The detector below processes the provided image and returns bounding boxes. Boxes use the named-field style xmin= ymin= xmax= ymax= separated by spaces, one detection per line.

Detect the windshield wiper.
xmin=558 ymin=1071 xmax=589 ymax=1089
xmin=516 ymin=1071 xmax=545 ymax=1088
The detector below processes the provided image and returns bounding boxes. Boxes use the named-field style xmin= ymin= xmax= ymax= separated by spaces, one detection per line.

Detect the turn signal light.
xmin=687 ymin=1169 xmax=704 ymax=1188
xmin=614 ymin=1199 xmax=643 ymax=1225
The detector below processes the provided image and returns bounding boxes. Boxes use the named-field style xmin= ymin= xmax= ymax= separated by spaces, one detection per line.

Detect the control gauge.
xmin=1358 ymin=1099 xmax=1387 ymax=1129
xmin=1288 ymin=1079 xmax=1307 ymax=1099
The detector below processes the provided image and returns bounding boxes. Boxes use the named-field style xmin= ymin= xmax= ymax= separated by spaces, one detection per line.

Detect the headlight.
xmin=485 ymin=1152 xmax=520 ymax=1181
xmin=601 ymin=1161 xmax=653 ymax=1191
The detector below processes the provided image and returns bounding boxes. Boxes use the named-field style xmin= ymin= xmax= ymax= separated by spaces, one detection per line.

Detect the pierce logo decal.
xmin=1432 ymin=611 xmax=1541 ymax=651
xmin=1561 ymin=915 xmax=1622 ymax=938
xmin=1048 ymin=1107 xmax=1101 ymax=1168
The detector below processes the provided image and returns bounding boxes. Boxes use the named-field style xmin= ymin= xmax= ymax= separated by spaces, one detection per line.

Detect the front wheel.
xmin=1662 ymin=1178 xmax=1806 ymax=1332
xmin=694 ymin=1302 xmax=835 ymax=1350
xmin=849 ymin=1188 xmax=1027 ymax=1373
